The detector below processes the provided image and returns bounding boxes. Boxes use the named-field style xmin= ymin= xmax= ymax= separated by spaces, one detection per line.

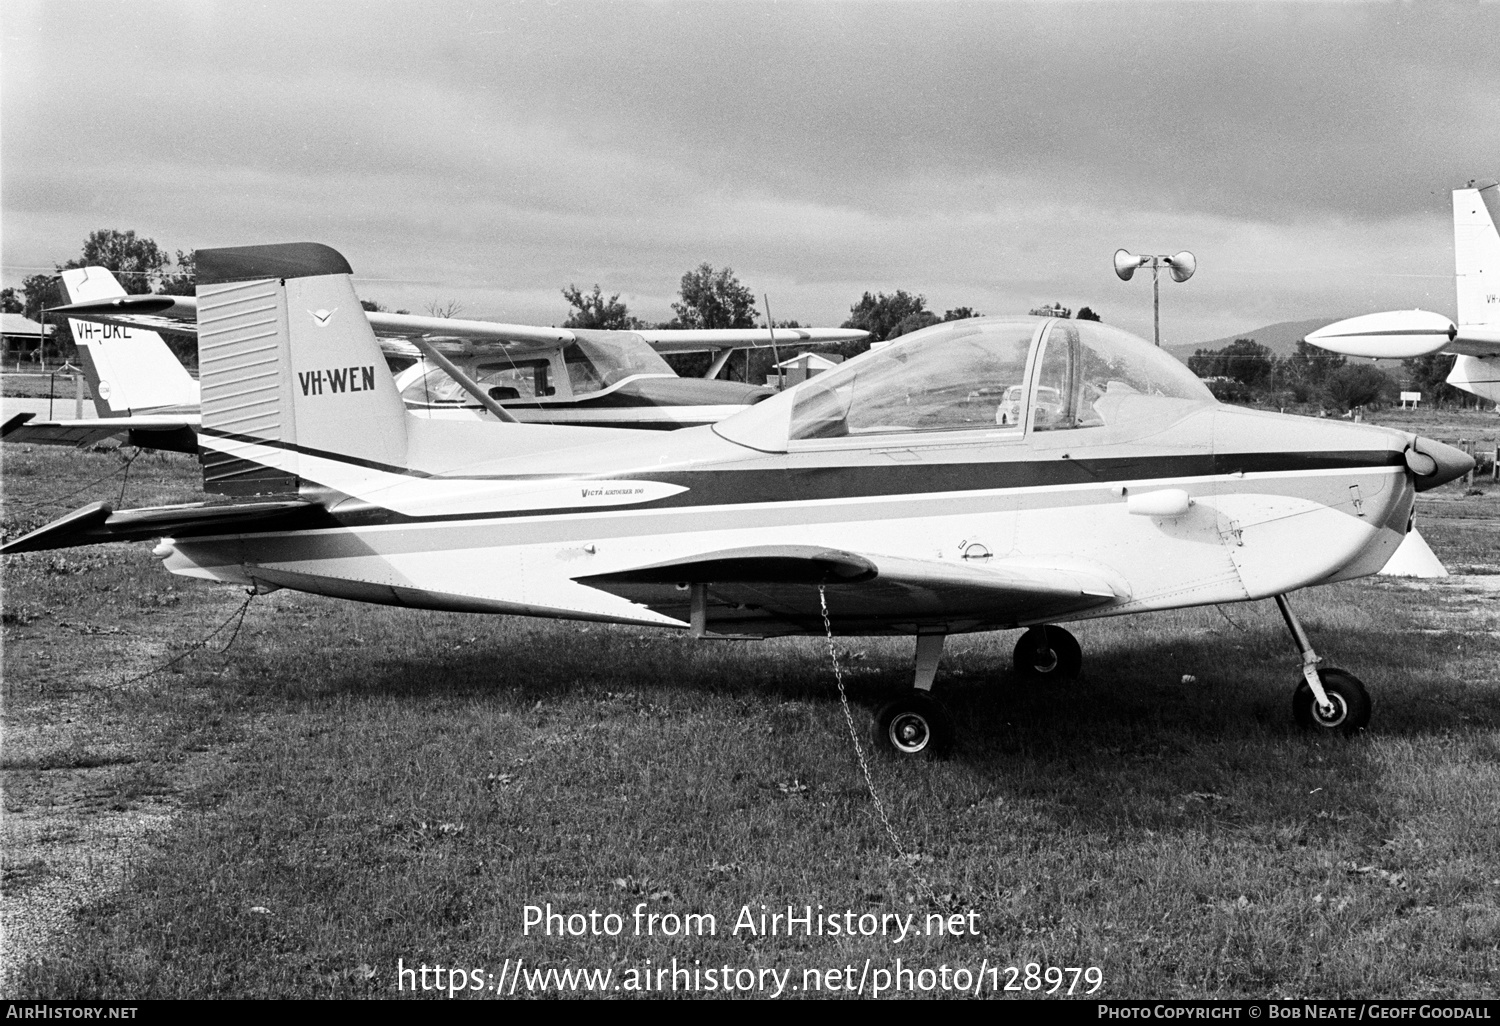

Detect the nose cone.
xmin=1407 ymin=436 xmax=1475 ymax=491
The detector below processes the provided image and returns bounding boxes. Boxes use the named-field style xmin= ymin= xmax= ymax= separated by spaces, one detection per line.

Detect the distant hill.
xmin=1166 ymin=318 xmax=1348 ymax=362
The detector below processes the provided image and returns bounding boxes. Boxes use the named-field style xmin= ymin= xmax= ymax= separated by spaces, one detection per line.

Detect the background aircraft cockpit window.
xmin=399 ymin=358 xmax=553 ymax=405
xmin=1032 ymin=320 xmax=1214 ymax=431
xmin=789 ymin=321 xmax=1035 ymax=440
xmin=564 ymin=334 xmax=676 ymax=395
xmin=478 ymin=359 xmax=553 ymax=399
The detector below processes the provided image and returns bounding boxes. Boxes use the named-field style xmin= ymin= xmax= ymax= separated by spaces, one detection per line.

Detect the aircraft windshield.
xmin=1031 ymin=320 xmax=1213 ymax=431
xmin=789 ymin=321 xmax=1037 ymax=439
xmin=564 ymin=332 xmax=675 ymax=395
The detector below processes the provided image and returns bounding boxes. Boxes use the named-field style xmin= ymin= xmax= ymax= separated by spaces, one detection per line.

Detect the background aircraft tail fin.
xmin=196 ymin=243 xmax=408 ymax=496
xmin=1453 ymin=179 xmax=1500 ymax=330
xmin=59 ymin=267 xmax=200 ymax=416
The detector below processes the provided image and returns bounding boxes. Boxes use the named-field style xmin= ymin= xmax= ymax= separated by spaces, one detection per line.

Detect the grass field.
xmin=2 ymin=426 xmax=1498 ymax=1000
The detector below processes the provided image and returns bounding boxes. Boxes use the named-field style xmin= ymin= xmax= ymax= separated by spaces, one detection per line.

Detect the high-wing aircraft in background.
xmin=3 ymin=243 xmax=1474 ymax=757
xmin=1305 ymin=178 xmax=1500 ymax=405
xmin=4 ymin=268 xmax=864 ymax=443
xmin=1 ymin=267 xmax=202 ymax=452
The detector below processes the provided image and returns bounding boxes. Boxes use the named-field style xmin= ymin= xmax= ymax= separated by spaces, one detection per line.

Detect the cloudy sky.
xmin=4 ymin=1 xmax=1497 ymax=345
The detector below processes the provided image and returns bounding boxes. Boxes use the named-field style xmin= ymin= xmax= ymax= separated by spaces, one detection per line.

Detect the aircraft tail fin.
xmin=195 ymin=243 xmax=408 ymax=496
xmin=1454 ymin=178 xmax=1500 ymax=330
xmin=58 ymin=267 xmax=200 ymax=416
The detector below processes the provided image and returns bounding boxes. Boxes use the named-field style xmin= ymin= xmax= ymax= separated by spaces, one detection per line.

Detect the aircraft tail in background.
xmin=1302 ymin=177 xmax=1500 ymax=405
xmin=1453 ymin=178 xmax=1500 ymax=334
xmin=59 ymin=267 xmax=200 ymax=416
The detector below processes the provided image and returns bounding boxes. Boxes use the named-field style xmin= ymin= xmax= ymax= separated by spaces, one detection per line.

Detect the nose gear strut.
xmin=1274 ymin=593 xmax=1371 ymax=735
xmin=1274 ymin=593 xmax=1335 ymax=717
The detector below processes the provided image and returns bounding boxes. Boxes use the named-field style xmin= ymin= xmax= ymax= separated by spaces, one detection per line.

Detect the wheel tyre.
xmin=1012 ymin=625 xmax=1083 ymax=681
xmin=1292 ymin=668 xmax=1371 ymax=735
xmin=872 ymin=693 xmax=952 ymax=759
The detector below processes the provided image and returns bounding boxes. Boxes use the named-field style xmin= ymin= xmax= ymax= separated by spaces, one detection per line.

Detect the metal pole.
xmin=1152 ymin=258 xmax=1161 ymax=348
xmin=763 ymin=294 xmax=783 ymax=391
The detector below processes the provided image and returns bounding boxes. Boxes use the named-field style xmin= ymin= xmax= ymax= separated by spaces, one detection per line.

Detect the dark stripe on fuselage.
xmin=640 ymin=450 xmax=1404 ymax=508
xmin=200 ymin=427 xmax=435 ymax=478
xmin=182 ymin=432 xmax=1404 ymax=538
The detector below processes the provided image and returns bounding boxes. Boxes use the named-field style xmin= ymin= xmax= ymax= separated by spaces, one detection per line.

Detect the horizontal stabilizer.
xmin=3 ymin=412 xmax=36 ymax=435
xmin=1 ymin=498 xmax=321 ymax=555
xmin=2 ymin=413 xmax=200 ymax=453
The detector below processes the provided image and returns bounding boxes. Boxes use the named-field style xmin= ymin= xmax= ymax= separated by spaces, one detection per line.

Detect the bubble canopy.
xmin=713 ymin=316 xmax=1215 ymax=453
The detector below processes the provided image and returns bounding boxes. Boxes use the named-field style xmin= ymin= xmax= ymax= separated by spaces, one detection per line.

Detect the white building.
xmin=767 ymin=351 xmax=844 ymax=387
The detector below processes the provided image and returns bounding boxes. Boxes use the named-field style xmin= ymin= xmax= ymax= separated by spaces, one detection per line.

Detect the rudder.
xmin=196 ymin=243 xmax=408 ymax=495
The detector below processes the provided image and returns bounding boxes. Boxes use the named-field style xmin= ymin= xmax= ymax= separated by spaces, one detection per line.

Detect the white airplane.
xmin=5 ymin=261 xmax=864 ymax=442
xmin=3 ymin=243 xmax=1474 ymax=756
xmin=1 ymin=267 xmax=202 ymax=452
xmin=1305 ymin=178 xmax=1500 ymax=405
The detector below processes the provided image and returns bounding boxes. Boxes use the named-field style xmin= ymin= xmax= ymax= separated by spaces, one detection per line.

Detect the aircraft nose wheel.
xmin=1292 ymin=668 xmax=1371 ymax=735
xmin=873 ymin=693 xmax=952 ymax=759
xmin=1012 ymin=625 xmax=1082 ymax=682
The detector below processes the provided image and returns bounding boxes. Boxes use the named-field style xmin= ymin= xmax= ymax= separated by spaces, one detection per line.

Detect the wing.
xmin=365 ymin=311 xmax=572 ymax=355
xmin=637 ymin=327 xmax=868 ymax=355
xmin=50 ymin=293 xmax=198 ymax=338
xmin=48 ymin=300 xmax=868 ymax=362
xmin=576 ymin=544 xmax=1122 ymax=635
xmin=369 ymin=318 xmax=870 ymax=362
xmin=2 ymin=412 xmax=200 ymax=453
xmin=1448 ymin=334 xmax=1500 ymax=358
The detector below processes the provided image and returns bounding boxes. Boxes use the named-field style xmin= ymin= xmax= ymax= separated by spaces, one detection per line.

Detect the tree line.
xmin=1186 ymin=337 xmax=1471 ymax=411
xmin=15 ymin=229 xmax=1474 ymax=409
xmin=12 ymin=228 xmax=1123 ymax=386
xmin=7 ymin=229 xmax=1017 ymax=380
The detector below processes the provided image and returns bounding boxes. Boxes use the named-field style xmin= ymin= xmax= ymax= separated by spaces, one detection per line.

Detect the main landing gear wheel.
xmin=1292 ymin=668 xmax=1371 ymax=735
xmin=1012 ymin=625 xmax=1082 ymax=682
xmin=873 ymin=693 xmax=952 ymax=759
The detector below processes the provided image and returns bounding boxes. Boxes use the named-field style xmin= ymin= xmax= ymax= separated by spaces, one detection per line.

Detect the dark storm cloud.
xmin=3 ymin=1 xmax=1496 ymax=339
